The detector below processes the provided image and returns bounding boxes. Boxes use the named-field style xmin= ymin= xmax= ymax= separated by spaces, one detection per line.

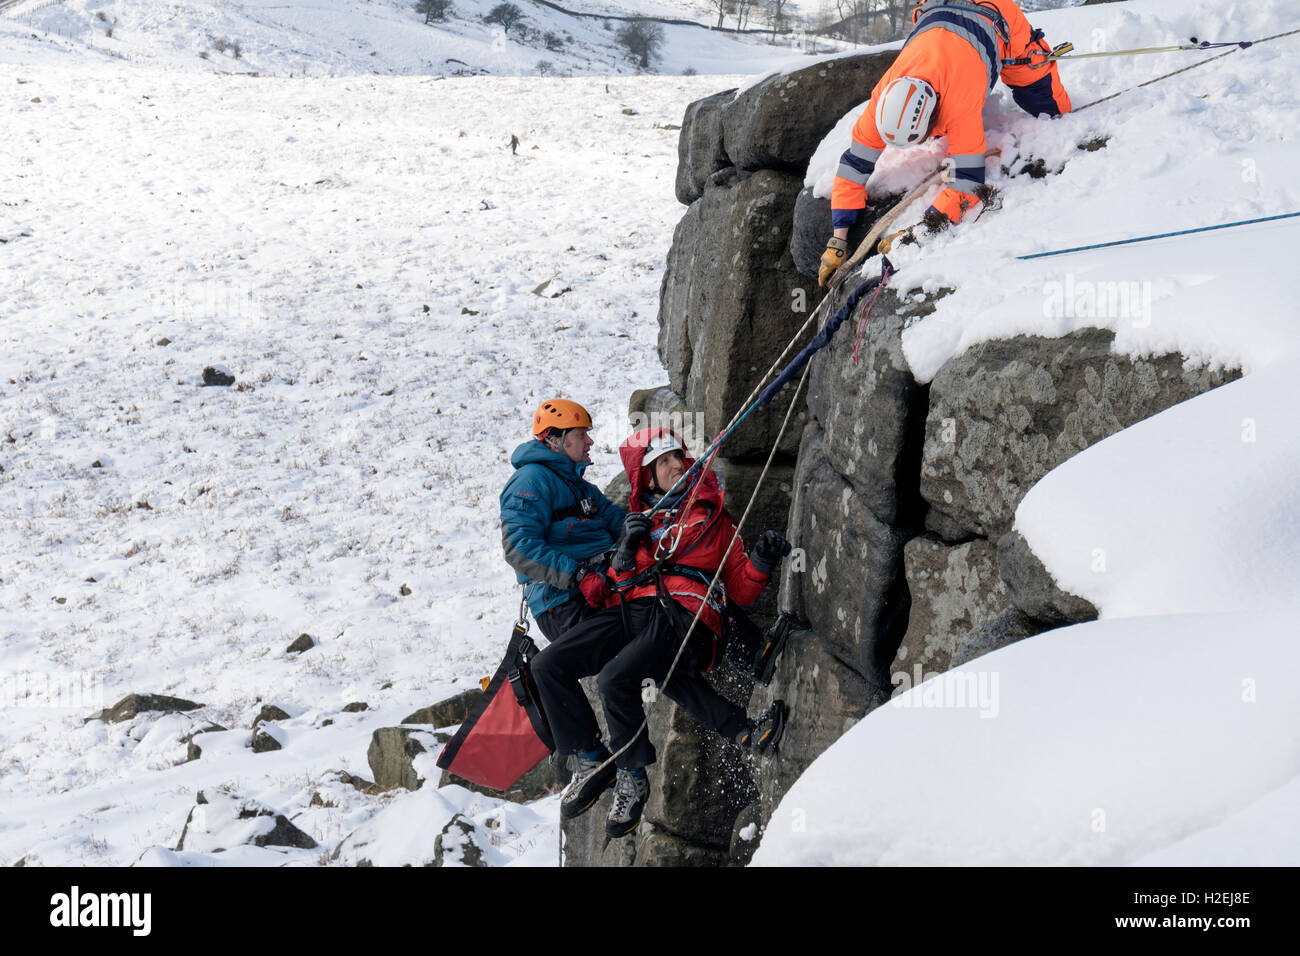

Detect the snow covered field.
xmin=3 ymin=0 xmax=1298 ymax=867
xmin=0 ymin=21 xmax=741 ymax=863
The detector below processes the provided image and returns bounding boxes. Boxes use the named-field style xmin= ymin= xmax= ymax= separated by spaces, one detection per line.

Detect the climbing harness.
xmin=583 ymin=359 xmax=815 ymax=791
xmin=1017 ymin=211 xmax=1300 ymax=261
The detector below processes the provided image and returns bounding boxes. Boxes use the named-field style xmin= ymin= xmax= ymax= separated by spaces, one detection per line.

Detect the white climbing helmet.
xmin=875 ymin=76 xmax=938 ymax=148
xmin=641 ymin=432 xmax=685 ymax=466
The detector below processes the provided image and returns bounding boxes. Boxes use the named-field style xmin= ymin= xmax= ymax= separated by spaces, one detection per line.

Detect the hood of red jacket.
xmin=619 ymin=427 xmax=720 ymax=509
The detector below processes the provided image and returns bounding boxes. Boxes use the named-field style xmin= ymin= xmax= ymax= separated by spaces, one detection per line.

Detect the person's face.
xmin=559 ymin=427 xmax=593 ymax=464
xmin=652 ymin=450 xmax=685 ymax=491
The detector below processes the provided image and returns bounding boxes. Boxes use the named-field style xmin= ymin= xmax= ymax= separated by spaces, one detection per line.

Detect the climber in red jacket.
xmin=820 ymin=0 xmax=1072 ymax=285
xmin=529 ymin=427 xmax=792 ymax=838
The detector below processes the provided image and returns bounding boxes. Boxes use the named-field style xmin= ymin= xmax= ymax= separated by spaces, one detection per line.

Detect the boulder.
xmin=202 ymin=365 xmax=235 ymax=387
xmin=751 ymin=628 xmax=892 ymax=815
xmin=790 ymin=184 xmax=905 ymax=281
xmin=181 ymin=723 xmax=227 ymax=762
xmin=627 ymin=384 xmax=710 ymax=454
xmin=720 ymin=52 xmax=896 ymax=173
xmin=806 ymin=282 xmax=928 ymax=527
xmin=635 ymin=826 xmax=732 ymax=867
xmin=253 ymin=704 xmax=290 ymax=728
xmin=563 ymin=800 xmax=639 ymax=867
xmin=401 ymin=686 xmax=482 ymax=727
xmin=921 ymin=328 xmax=1240 ymax=539
xmin=657 ymin=168 xmax=816 ymax=460
xmin=85 ymin=693 xmax=202 ymax=724
xmin=891 ymin=536 xmax=1011 ymax=681
xmin=257 ymin=814 xmax=317 ymax=850
xmin=675 ymin=89 xmax=735 ymax=205
xmin=780 ymin=424 xmax=911 ymax=686
xmin=431 ymin=815 xmax=488 ymax=867
xmin=602 ymin=471 xmax=630 ymax=512
xmin=711 ymin=457 xmax=796 ymax=622
xmin=176 ymin=790 xmax=316 ymax=852
xmin=251 ymin=727 xmax=284 ymax=753
xmin=950 ymin=607 xmax=1049 ymax=668
xmin=996 ymin=530 xmax=1099 ymax=626
xmin=286 ymin=633 xmax=315 ymax=654
xmin=640 ymin=687 xmax=757 ymax=851
xmin=366 ymin=727 xmax=447 ymax=791
xmin=335 ymin=770 xmax=377 ymax=792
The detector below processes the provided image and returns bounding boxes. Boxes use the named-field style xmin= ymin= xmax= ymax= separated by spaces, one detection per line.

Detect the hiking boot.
xmin=735 ymin=701 xmax=788 ymax=757
xmin=560 ymin=749 xmax=616 ymax=820
xmin=605 ymin=768 xmax=650 ymax=839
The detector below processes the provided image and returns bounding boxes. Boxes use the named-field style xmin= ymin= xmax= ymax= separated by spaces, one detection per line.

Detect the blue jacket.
xmin=500 ymin=440 xmax=625 ymax=617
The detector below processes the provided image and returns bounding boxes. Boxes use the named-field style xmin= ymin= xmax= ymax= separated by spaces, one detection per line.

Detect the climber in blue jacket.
xmin=500 ymin=399 xmax=627 ymax=643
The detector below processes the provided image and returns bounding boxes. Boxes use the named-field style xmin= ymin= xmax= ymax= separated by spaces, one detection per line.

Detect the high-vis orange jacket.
xmin=832 ymin=0 xmax=1072 ymax=228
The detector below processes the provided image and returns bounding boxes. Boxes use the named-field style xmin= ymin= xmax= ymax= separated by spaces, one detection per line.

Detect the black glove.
xmin=749 ymin=530 xmax=792 ymax=575
xmin=622 ymin=511 xmax=651 ymax=539
xmin=612 ymin=511 xmax=652 ymax=572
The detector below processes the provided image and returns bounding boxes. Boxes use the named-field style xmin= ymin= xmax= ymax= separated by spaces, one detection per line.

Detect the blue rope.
xmin=1016 ymin=212 xmax=1300 ymax=260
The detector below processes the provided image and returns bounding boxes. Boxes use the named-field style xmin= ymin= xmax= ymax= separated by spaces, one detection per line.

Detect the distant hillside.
xmin=4 ymin=0 xmax=833 ymax=76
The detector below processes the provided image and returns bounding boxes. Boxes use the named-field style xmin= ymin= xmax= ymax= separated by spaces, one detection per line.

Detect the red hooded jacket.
xmin=609 ymin=427 xmax=770 ymax=639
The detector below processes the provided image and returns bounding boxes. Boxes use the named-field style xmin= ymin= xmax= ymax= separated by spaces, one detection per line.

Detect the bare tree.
xmin=414 ymin=0 xmax=453 ymax=24
xmin=616 ymin=21 xmax=665 ymax=69
xmin=766 ymin=0 xmax=792 ymax=38
xmin=832 ymin=0 xmax=866 ymax=44
xmin=735 ymin=0 xmax=756 ymax=30
xmin=708 ymin=0 xmax=738 ymax=29
xmin=483 ymin=2 xmax=526 ymax=35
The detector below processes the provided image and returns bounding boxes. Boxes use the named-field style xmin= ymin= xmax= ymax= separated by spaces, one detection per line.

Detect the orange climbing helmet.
xmin=532 ymin=398 xmax=593 ymax=438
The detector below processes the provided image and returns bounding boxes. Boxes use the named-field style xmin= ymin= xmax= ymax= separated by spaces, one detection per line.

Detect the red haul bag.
xmin=435 ymin=623 xmax=555 ymax=792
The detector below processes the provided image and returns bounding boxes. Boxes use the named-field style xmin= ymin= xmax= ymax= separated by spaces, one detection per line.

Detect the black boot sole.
xmin=560 ymin=766 xmax=616 ymax=820
xmin=751 ymin=613 xmax=795 ymax=686
xmin=753 ymin=701 xmax=788 ymax=756
xmin=605 ymin=810 xmax=644 ymax=839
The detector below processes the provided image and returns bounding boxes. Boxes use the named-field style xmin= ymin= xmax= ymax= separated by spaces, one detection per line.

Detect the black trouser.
xmin=534 ymin=595 xmax=594 ymax=646
xmin=529 ymin=596 xmax=749 ymax=769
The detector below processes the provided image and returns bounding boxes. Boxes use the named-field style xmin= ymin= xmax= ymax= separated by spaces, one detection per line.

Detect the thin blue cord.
xmin=1016 ymin=211 xmax=1300 ymax=260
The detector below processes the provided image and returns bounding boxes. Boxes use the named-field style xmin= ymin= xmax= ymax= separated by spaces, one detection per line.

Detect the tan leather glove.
xmin=818 ymin=236 xmax=848 ymax=287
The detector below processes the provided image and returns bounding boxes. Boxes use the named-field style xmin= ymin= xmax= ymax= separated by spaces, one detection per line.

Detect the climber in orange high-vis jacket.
xmin=820 ymin=0 xmax=1071 ymax=285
